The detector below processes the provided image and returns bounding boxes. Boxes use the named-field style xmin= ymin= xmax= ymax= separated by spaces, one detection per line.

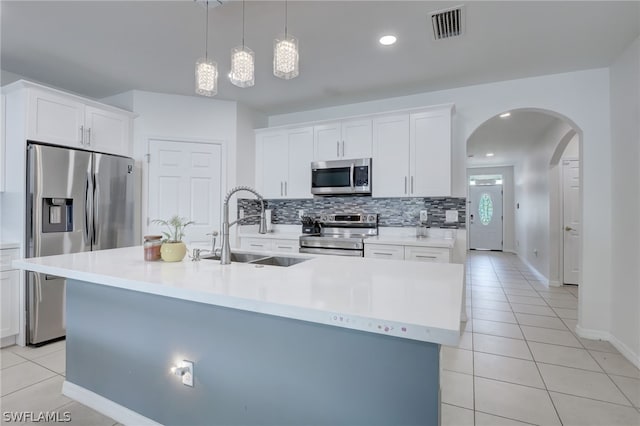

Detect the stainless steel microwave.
xmin=311 ymin=158 xmax=372 ymax=196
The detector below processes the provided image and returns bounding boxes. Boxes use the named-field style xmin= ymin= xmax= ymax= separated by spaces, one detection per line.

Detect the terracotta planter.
xmin=160 ymin=241 xmax=187 ymax=262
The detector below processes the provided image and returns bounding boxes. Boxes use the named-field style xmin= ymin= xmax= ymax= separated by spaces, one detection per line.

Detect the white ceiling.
xmin=1 ymin=1 xmax=639 ymax=116
xmin=466 ymin=110 xmax=562 ymax=168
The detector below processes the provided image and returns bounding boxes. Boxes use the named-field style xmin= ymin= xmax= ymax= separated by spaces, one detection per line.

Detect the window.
xmin=479 ymin=193 xmax=493 ymax=226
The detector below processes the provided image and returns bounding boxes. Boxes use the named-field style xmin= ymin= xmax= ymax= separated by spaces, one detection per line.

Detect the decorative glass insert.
xmin=478 ymin=193 xmax=493 ymax=226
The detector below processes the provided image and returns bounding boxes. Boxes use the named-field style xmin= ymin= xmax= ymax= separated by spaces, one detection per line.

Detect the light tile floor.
xmin=1 ymin=251 xmax=639 ymax=425
xmin=441 ymin=251 xmax=640 ymax=426
xmin=0 ymin=340 xmax=119 ymax=426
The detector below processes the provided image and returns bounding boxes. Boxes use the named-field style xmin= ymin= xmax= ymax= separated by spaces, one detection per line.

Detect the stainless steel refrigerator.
xmin=26 ymin=143 xmax=135 ymax=345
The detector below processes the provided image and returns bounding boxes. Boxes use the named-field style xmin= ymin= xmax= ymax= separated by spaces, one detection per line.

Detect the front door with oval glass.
xmin=469 ymin=184 xmax=503 ymax=250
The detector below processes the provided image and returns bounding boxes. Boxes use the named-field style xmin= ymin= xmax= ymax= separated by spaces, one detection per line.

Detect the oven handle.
xmin=299 ymin=247 xmax=364 ymax=257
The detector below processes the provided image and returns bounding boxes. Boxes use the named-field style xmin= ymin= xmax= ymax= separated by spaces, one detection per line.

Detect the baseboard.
xmin=549 ymin=280 xmax=561 ymax=287
xmin=0 ymin=335 xmax=17 ymax=348
xmin=575 ymin=325 xmax=640 ymax=370
xmin=62 ymin=381 xmax=161 ymax=426
xmin=516 ymin=254 xmax=549 ymax=285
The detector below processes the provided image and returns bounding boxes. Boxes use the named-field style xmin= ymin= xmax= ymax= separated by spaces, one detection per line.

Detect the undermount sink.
xmin=202 ymin=252 xmax=309 ymax=267
xmin=250 ymin=256 xmax=309 ymax=267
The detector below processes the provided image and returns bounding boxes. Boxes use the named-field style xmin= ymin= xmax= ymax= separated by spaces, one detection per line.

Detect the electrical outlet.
xmin=419 ymin=210 xmax=428 ymax=223
xmin=298 ymin=209 xmax=304 ymax=218
xmin=181 ymin=360 xmax=194 ymax=387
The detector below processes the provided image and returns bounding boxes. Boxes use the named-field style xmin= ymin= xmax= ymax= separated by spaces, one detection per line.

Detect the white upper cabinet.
xmin=26 ymin=87 xmax=133 ymax=156
xmin=314 ymin=118 xmax=372 ymax=161
xmin=410 ymin=108 xmax=452 ymax=197
xmin=27 ymin=89 xmax=85 ymax=147
xmin=372 ymin=114 xmax=410 ymax=197
xmin=84 ymin=106 xmax=131 ymax=156
xmin=372 ymin=106 xmax=452 ymax=197
xmin=256 ymin=127 xmax=313 ymax=199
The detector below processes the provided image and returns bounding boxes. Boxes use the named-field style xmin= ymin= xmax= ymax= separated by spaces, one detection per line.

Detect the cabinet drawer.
xmin=240 ymin=238 xmax=271 ymax=251
xmin=404 ymin=246 xmax=450 ymax=263
xmin=0 ymin=248 xmax=19 ymax=271
xmin=364 ymin=244 xmax=404 ymax=260
xmin=271 ymin=239 xmax=299 ymax=253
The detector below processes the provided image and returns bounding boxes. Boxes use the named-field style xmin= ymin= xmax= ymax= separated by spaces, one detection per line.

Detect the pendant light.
xmin=229 ymin=0 xmax=255 ymax=88
xmin=273 ymin=0 xmax=299 ymax=80
xmin=195 ymin=1 xmax=218 ymax=96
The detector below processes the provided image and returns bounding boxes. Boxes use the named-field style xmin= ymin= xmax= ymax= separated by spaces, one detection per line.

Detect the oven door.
xmin=299 ymin=247 xmax=364 ymax=257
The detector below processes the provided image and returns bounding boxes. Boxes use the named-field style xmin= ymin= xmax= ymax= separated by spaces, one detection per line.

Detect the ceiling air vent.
xmin=430 ymin=5 xmax=465 ymax=40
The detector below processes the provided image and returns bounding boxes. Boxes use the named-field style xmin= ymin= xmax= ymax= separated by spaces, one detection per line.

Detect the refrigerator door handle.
xmin=85 ymin=172 xmax=93 ymax=245
xmin=93 ymin=173 xmax=99 ymax=246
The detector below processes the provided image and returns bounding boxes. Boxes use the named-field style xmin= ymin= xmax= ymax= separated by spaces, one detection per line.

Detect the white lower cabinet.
xmin=365 ymin=243 xmax=451 ymax=263
xmin=240 ymin=237 xmax=299 ymax=253
xmin=0 ymin=248 xmax=20 ymax=339
xmin=364 ymin=244 xmax=404 ymax=260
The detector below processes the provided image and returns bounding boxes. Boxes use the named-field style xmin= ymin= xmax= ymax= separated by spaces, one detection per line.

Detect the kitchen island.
xmin=14 ymin=246 xmax=464 ymax=426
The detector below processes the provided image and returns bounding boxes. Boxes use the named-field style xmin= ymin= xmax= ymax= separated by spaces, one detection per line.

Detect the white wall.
xmin=102 ymin=90 xmax=239 ymax=241
xmin=514 ymin=121 xmax=574 ymax=280
xmin=467 ymin=166 xmax=515 ymax=253
xmin=609 ymin=36 xmax=640 ymax=366
xmin=236 ymin=105 xmax=267 ymax=188
xmin=269 ymin=68 xmax=614 ymax=350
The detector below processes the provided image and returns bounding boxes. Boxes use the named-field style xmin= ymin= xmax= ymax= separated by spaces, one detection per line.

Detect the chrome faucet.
xmin=220 ymin=186 xmax=267 ymax=265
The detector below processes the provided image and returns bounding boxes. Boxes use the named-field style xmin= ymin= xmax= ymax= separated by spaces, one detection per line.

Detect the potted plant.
xmin=152 ymin=215 xmax=194 ymax=262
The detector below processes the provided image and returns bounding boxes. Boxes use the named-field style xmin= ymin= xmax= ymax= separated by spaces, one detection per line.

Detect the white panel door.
xmin=148 ymin=139 xmax=223 ymax=244
xmin=286 ymin=127 xmax=313 ymax=198
xmin=563 ymin=160 xmax=581 ymax=285
xmin=314 ymin=122 xmax=341 ymax=161
xmin=341 ymin=118 xmax=372 ymax=159
xmin=372 ymin=114 xmax=410 ymax=197
xmin=410 ymin=110 xmax=451 ymax=196
xmin=469 ymin=185 xmax=503 ymax=250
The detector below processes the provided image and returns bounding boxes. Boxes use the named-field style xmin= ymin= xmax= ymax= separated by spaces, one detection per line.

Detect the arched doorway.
xmin=466 ymin=108 xmax=582 ymax=287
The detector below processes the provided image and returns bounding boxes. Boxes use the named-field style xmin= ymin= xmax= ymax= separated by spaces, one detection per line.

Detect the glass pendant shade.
xmin=229 ymin=45 xmax=255 ymax=88
xmin=273 ymin=34 xmax=299 ymax=80
xmin=195 ymin=58 xmax=218 ymax=97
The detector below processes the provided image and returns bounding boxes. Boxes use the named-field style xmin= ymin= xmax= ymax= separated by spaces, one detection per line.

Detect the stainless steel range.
xmin=299 ymin=213 xmax=378 ymax=257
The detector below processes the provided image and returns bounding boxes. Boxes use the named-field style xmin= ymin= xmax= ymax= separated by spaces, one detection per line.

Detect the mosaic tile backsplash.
xmin=238 ymin=196 xmax=466 ymax=228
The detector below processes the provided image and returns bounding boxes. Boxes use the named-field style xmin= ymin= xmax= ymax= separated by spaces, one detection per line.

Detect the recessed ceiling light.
xmin=499 ymin=112 xmax=511 ymax=118
xmin=486 ymin=153 xmax=495 ymax=157
xmin=379 ymin=35 xmax=397 ymax=46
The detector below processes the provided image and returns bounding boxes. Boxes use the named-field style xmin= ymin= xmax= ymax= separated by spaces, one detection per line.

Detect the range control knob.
xmin=367 ymin=215 xmax=376 ymax=223
xmin=321 ymin=215 xmax=328 ymax=222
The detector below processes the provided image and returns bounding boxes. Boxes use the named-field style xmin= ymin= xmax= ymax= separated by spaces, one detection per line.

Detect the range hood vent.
xmin=430 ymin=5 xmax=464 ymax=40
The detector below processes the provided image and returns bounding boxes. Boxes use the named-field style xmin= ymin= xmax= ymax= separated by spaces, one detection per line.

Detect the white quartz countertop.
xmin=238 ymin=232 xmax=301 ymax=241
xmin=13 ymin=246 xmax=463 ymax=345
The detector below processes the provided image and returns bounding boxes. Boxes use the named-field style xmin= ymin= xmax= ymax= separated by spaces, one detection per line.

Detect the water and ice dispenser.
xmin=41 ymin=198 xmax=73 ymax=233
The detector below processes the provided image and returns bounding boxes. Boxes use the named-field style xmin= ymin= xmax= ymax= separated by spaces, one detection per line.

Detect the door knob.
xmin=565 ymin=226 xmax=574 ymax=231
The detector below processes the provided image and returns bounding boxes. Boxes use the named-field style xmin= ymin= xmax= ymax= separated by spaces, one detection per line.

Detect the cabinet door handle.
xmin=416 ymin=255 xmax=437 ymax=259
xmin=284 ymin=181 xmax=287 ymax=196
xmin=373 ymin=252 xmax=393 ymax=256
xmin=411 ymin=176 xmax=414 ymax=194
xmin=87 ymin=128 xmax=91 ymax=146
xmin=280 ymin=182 xmax=283 ymax=196
xmin=342 ymin=141 xmax=345 ymax=157
xmin=404 ymin=177 xmax=408 ymax=194
xmin=79 ymin=125 xmax=85 ymax=145
xmin=336 ymin=141 xmax=340 ymax=157
xmin=250 ymin=244 xmax=264 ymax=248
